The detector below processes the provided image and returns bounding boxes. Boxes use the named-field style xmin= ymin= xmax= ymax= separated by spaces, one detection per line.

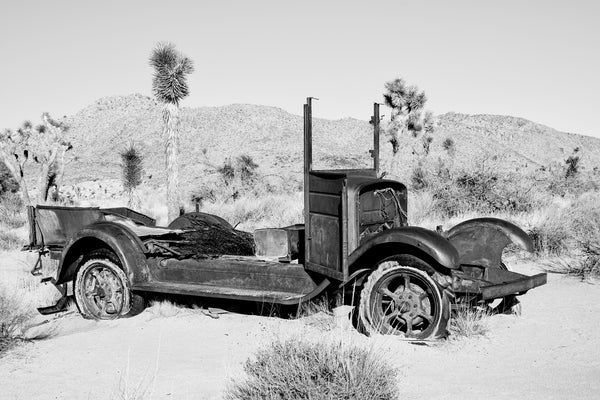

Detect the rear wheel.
xmin=74 ymin=249 xmax=143 ymax=320
xmin=359 ymin=256 xmax=451 ymax=340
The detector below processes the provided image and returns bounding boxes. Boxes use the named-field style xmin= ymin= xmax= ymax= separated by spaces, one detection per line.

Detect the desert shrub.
xmin=542 ymin=254 xmax=600 ymax=280
xmin=217 ymin=159 xmax=236 ymax=184
xmin=200 ymin=192 xmax=303 ymax=232
xmin=226 ymin=339 xmax=399 ymax=400
xmin=410 ymin=164 xmax=428 ymax=190
xmin=527 ymin=219 xmax=569 ymax=256
xmin=0 ymin=193 xmax=26 ymax=229
xmin=429 ymin=166 xmax=539 ymax=217
xmin=442 ymin=137 xmax=455 ymax=153
xmin=449 ymin=306 xmax=491 ymax=339
xmin=0 ymin=230 xmax=24 ymax=251
xmin=237 ymin=155 xmax=259 ymax=183
xmin=0 ymin=286 xmax=31 ymax=355
xmin=0 ymin=162 xmax=19 ymax=195
xmin=581 ymin=244 xmax=600 ymax=279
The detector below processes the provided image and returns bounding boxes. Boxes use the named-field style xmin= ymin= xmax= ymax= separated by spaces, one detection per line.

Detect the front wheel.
xmin=359 ymin=258 xmax=451 ymax=340
xmin=74 ymin=249 xmax=142 ymax=320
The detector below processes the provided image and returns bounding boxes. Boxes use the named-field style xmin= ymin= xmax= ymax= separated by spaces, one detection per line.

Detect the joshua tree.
xmin=149 ymin=42 xmax=194 ymax=222
xmin=120 ymin=142 xmax=144 ymax=209
xmin=0 ymin=113 xmax=71 ymax=205
xmin=383 ymin=78 xmax=435 ymax=176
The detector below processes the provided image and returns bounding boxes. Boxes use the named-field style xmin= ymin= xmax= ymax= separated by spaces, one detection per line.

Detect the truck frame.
xmin=24 ymin=98 xmax=547 ymax=340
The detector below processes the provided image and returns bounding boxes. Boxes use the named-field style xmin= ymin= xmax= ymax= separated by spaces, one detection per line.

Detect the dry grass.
xmin=226 ymin=338 xmax=399 ymax=400
xmin=0 ymin=253 xmax=63 ymax=355
xmin=541 ymin=254 xmax=600 ymax=281
xmin=0 ymin=286 xmax=31 ymax=354
xmin=0 ymin=229 xmax=25 ymax=251
xmin=0 ymin=193 xmax=26 ymax=229
xmin=449 ymin=306 xmax=492 ymax=339
xmin=201 ymin=192 xmax=303 ymax=232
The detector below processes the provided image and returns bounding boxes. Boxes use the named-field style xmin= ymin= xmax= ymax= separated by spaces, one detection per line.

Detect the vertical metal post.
xmin=373 ymin=102 xmax=380 ymax=175
xmin=303 ymin=98 xmax=312 ymax=263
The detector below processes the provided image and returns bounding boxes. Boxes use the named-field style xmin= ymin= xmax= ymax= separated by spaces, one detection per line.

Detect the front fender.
xmin=446 ymin=217 xmax=533 ymax=267
xmin=57 ymin=221 xmax=149 ymax=285
xmin=348 ymin=227 xmax=460 ymax=271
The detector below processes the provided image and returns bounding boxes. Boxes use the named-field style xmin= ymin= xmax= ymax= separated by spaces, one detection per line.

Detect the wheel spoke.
xmin=420 ymin=312 xmax=434 ymax=323
xmin=403 ymin=274 xmax=411 ymax=291
xmin=383 ymin=310 xmax=402 ymax=327
xmin=379 ymin=287 xmax=400 ymax=303
xmin=404 ymin=315 xmax=413 ymax=336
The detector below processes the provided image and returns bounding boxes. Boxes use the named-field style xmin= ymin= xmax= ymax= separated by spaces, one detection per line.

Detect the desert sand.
xmin=0 ymin=254 xmax=598 ymax=400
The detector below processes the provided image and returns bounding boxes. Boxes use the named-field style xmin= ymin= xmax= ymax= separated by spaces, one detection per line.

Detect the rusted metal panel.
xmin=102 ymin=208 xmax=156 ymax=227
xmin=30 ymin=206 xmax=105 ymax=247
xmin=254 ymin=225 xmax=304 ymax=262
xmin=372 ymin=102 xmax=380 ymax=174
xmin=348 ymin=226 xmax=460 ymax=270
xmin=309 ymin=173 xmax=345 ymax=194
xmin=57 ymin=221 xmax=150 ymax=286
xmin=134 ymin=277 xmax=330 ymax=305
xmin=145 ymin=256 xmax=319 ymax=297
xmin=480 ymin=272 xmax=547 ymax=300
xmin=309 ymin=192 xmax=341 ymax=216
xmin=452 ymin=266 xmax=547 ymax=299
xmin=254 ymin=228 xmax=289 ymax=258
xmin=446 ymin=217 xmax=533 ymax=268
xmin=308 ymin=213 xmax=341 ymax=271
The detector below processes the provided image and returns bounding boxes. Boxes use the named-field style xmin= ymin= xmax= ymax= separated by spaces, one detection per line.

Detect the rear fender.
xmin=56 ymin=221 xmax=149 ymax=285
xmin=347 ymin=227 xmax=460 ymax=279
xmin=445 ymin=217 xmax=533 ymax=268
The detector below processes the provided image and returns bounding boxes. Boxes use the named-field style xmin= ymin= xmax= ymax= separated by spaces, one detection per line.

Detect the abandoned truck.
xmin=24 ymin=98 xmax=547 ymax=340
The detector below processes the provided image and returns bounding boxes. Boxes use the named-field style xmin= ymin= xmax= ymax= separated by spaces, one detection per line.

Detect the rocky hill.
xmin=59 ymin=94 xmax=600 ymax=196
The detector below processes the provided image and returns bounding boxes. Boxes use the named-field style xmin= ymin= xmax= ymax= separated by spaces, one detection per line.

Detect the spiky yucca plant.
xmin=120 ymin=142 xmax=144 ymax=209
xmin=149 ymin=42 xmax=194 ymax=222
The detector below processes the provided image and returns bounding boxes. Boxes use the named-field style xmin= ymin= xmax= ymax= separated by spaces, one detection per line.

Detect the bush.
xmin=449 ymin=306 xmax=491 ymax=339
xmin=527 ymin=219 xmax=569 ymax=256
xmin=226 ymin=339 xmax=399 ymax=400
xmin=0 ymin=193 xmax=26 ymax=229
xmin=428 ymin=167 xmax=539 ymax=217
xmin=0 ymin=286 xmax=31 ymax=355
xmin=0 ymin=230 xmax=24 ymax=251
xmin=200 ymin=192 xmax=303 ymax=232
xmin=0 ymin=162 xmax=19 ymax=195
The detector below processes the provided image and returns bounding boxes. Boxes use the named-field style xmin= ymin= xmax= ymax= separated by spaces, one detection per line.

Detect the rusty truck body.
xmin=24 ymin=99 xmax=547 ymax=340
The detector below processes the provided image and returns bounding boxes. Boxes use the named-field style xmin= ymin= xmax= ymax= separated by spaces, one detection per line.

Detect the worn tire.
xmin=74 ymin=249 xmax=144 ymax=320
xmin=359 ymin=256 xmax=451 ymax=340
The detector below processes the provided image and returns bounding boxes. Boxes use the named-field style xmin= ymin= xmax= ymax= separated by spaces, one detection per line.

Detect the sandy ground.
xmin=1 ymin=254 xmax=599 ymax=400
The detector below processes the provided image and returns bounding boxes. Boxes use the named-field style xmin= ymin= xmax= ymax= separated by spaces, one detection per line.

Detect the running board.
xmin=133 ymin=278 xmax=330 ymax=306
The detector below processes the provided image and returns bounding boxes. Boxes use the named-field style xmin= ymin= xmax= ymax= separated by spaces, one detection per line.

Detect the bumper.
xmin=453 ymin=265 xmax=547 ymax=300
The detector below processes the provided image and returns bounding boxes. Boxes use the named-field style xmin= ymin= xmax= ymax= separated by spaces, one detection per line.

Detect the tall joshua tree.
xmin=149 ymin=42 xmax=194 ymax=222
xmin=383 ymin=78 xmax=434 ymax=176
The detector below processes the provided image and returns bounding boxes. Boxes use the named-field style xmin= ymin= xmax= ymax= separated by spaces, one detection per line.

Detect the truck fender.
xmin=56 ymin=221 xmax=149 ymax=286
xmin=445 ymin=217 xmax=533 ymax=268
xmin=348 ymin=226 xmax=460 ymax=275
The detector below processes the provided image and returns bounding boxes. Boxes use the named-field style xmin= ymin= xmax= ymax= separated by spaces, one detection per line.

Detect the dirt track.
xmin=1 ymin=260 xmax=599 ymax=400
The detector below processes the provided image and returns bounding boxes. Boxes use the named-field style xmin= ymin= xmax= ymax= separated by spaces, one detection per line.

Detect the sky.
xmin=1 ymin=0 xmax=599 ymax=137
